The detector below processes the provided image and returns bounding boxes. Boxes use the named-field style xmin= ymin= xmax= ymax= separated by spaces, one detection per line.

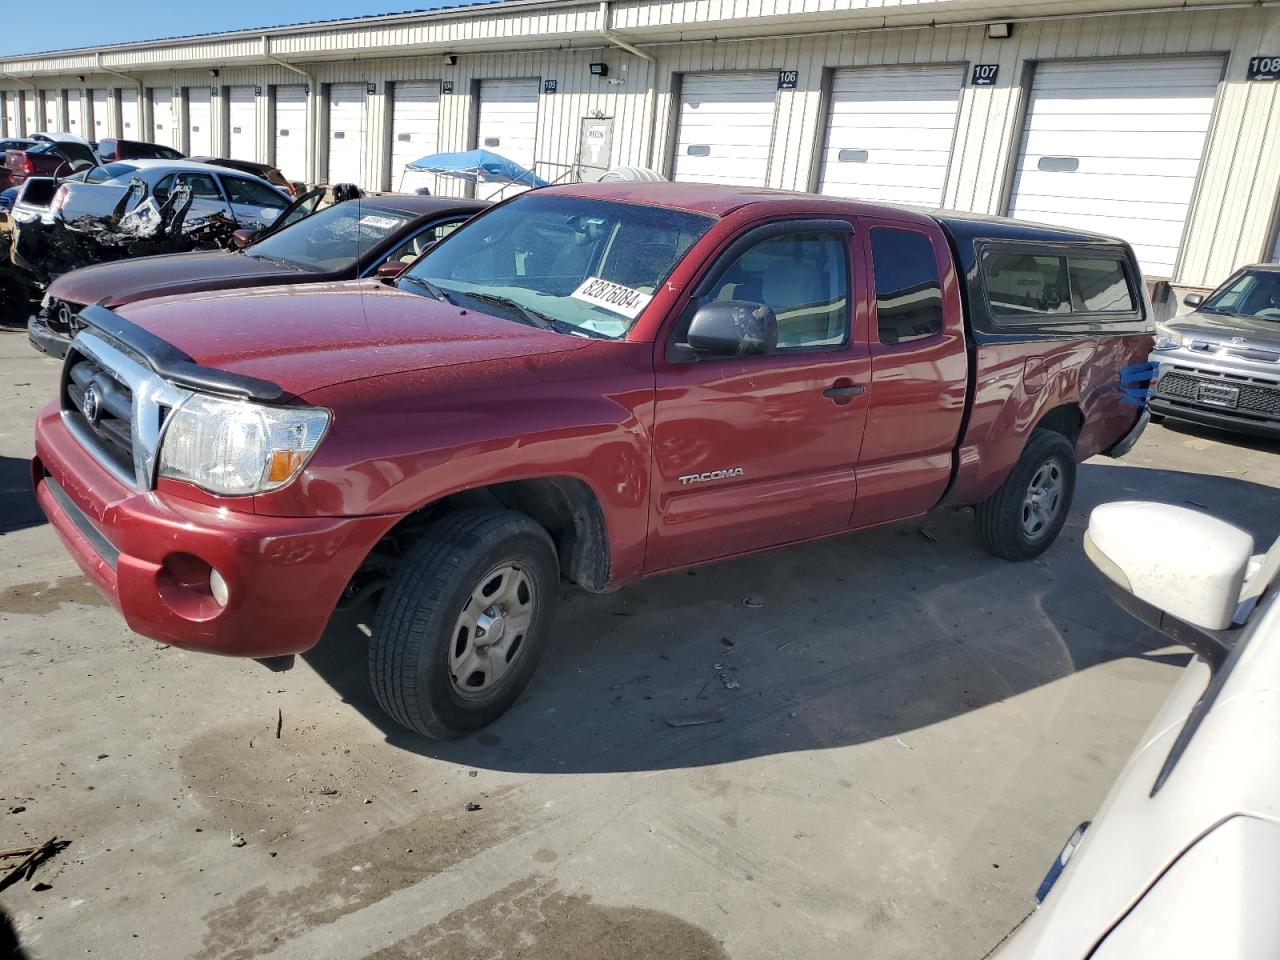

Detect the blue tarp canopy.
xmin=405 ymin=149 xmax=549 ymax=187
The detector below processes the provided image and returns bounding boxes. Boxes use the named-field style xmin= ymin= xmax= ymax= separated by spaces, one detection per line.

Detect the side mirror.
xmin=1182 ymin=292 xmax=1205 ymax=309
xmin=685 ymin=300 xmax=778 ymax=357
xmin=1085 ymin=502 xmax=1253 ymax=635
xmin=232 ymin=228 xmax=258 ymax=249
xmin=376 ymin=261 xmax=408 ymax=278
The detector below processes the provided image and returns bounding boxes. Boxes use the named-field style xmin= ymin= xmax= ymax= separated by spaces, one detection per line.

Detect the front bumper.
xmin=1149 ymin=359 xmax=1280 ymax=439
xmin=33 ymin=401 xmax=399 ymax=658
xmin=28 ymin=313 xmax=71 ymax=359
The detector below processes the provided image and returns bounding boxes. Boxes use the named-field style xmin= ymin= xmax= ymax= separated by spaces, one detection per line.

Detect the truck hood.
xmin=112 ymin=280 xmax=592 ymax=398
xmin=1170 ymin=311 xmax=1280 ymax=350
xmin=51 ymin=251 xmax=309 ymax=308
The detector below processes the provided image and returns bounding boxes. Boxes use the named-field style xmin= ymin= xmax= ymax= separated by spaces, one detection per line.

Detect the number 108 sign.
xmin=1248 ymin=56 xmax=1280 ymax=81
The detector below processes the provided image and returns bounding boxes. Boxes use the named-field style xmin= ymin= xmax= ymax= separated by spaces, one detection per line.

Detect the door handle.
xmin=823 ymin=383 xmax=866 ymax=400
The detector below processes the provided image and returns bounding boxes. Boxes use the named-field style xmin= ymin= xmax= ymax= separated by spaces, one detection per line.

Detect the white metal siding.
xmin=390 ymin=80 xmax=440 ymax=193
xmin=328 ymin=83 xmax=368 ymax=186
xmin=673 ymin=72 xmax=777 ymax=187
xmin=121 ymin=89 xmax=140 ymax=137
xmin=65 ymin=91 xmax=84 ymax=137
xmin=41 ymin=90 xmax=59 ymax=131
xmin=274 ymin=85 xmax=308 ymax=183
xmin=90 ymin=88 xmax=109 ymax=138
xmin=151 ymin=89 xmax=178 ymax=147
xmin=187 ymin=87 xmax=212 ymax=155
xmin=818 ymin=65 xmax=962 ymax=206
xmin=229 ymin=86 xmax=257 ymax=161
xmin=477 ymin=78 xmax=540 ymax=199
xmin=1009 ymin=56 xmax=1223 ymax=279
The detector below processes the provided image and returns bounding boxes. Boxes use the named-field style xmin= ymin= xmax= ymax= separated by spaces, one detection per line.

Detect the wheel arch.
xmin=1033 ymin=402 xmax=1085 ymax=448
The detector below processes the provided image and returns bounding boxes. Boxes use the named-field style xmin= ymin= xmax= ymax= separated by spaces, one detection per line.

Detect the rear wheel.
xmin=974 ymin=430 xmax=1077 ymax=561
xmin=369 ymin=509 xmax=558 ymax=739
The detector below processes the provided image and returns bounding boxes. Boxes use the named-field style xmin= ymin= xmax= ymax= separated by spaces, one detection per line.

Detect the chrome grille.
xmin=59 ymin=332 xmax=191 ymax=490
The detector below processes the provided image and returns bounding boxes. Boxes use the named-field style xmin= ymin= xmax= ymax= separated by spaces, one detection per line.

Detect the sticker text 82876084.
xmin=570 ymin=276 xmax=653 ymax=319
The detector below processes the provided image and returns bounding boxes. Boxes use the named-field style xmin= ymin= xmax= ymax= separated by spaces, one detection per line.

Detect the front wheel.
xmin=369 ymin=509 xmax=559 ymax=739
xmin=974 ymin=430 xmax=1077 ymax=561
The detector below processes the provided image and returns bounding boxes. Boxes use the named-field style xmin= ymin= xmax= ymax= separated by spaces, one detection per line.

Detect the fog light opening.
xmin=209 ymin=568 xmax=229 ymax=607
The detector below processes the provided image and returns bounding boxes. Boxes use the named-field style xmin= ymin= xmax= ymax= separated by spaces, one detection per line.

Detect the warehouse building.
xmin=4 ymin=0 xmax=1280 ymax=295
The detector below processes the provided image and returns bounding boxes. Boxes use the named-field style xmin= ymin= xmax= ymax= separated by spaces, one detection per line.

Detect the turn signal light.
xmin=267 ymin=449 xmax=307 ymax=483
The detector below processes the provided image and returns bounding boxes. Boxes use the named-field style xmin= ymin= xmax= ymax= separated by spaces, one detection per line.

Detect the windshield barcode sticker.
xmin=570 ymin=277 xmax=653 ymax=319
xmin=358 ymin=214 xmax=400 ymax=229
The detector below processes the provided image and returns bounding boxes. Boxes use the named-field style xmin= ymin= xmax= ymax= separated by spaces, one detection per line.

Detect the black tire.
xmin=974 ymin=430 xmax=1077 ymax=561
xmin=369 ymin=509 xmax=558 ymax=739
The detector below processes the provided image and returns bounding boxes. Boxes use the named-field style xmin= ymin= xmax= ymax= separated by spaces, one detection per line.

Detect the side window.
xmin=383 ymin=220 xmax=464 ymax=266
xmin=699 ymin=231 xmax=850 ymax=350
xmin=175 ymin=172 xmax=222 ymax=199
xmin=153 ymin=174 xmax=175 ymax=199
xmin=224 ymin=176 xmax=287 ymax=208
xmin=984 ymin=252 xmax=1070 ymax=318
xmin=870 ymin=228 xmax=944 ymax=345
xmin=1068 ymin=257 xmax=1135 ymax=312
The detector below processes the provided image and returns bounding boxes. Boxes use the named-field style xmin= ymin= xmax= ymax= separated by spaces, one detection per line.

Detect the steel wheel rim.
xmin=449 ymin=562 xmax=536 ymax=700
xmin=1021 ymin=459 xmax=1065 ymax=540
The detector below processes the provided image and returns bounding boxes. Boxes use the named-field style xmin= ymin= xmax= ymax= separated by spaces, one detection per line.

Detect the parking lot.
xmin=2 ymin=322 xmax=1278 ymax=960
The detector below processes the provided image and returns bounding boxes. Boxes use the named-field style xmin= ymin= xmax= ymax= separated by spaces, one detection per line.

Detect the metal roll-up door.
xmin=477 ymin=78 xmax=540 ymax=200
xmin=120 ymin=89 xmax=140 ymax=137
xmin=41 ymin=90 xmax=59 ymax=131
xmin=1008 ymin=56 xmax=1223 ymax=279
xmin=818 ymin=65 xmax=964 ymax=206
xmin=390 ymin=81 xmax=440 ymax=193
xmin=328 ymin=83 xmax=367 ymax=187
xmin=150 ymin=89 xmax=176 ymax=148
xmin=3 ymin=92 xmax=19 ymax=136
xmin=65 ymin=91 xmax=84 ymax=137
xmin=672 ymin=72 xmax=778 ymax=187
xmin=23 ymin=91 xmax=37 ymax=133
xmin=274 ymin=85 xmax=308 ymax=184
xmin=187 ymin=87 xmax=212 ymax=156
xmin=90 ymin=88 xmax=109 ymax=138
xmin=229 ymin=87 xmax=257 ymax=161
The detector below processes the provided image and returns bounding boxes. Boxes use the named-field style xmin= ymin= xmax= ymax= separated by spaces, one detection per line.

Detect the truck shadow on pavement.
xmin=303 ymin=462 xmax=1277 ymax=774
xmin=0 ymin=455 xmax=43 ymax=534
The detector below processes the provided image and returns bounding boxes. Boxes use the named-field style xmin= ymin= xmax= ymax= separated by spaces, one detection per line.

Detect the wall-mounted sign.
xmin=971 ymin=64 xmax=1000 ymax=86
xmin=303 ymin=83 xmax=311 ymax=94
xmin=366 ymin=82 xmax=377 ymax=94
xmin=210 ymin=86 xmax=219 ymax=96
xmin=544 ymin=79 xmax=558 ymax=94
xmin=1247 ymin=56 xmax=1280 ymax=81
xmin=777 ymin=70 xmax=798 ymax=90
xmin=255 ymin=85 xmax=263 ymax=96
xmin=441 ymin=80 xmax=454 ymax=95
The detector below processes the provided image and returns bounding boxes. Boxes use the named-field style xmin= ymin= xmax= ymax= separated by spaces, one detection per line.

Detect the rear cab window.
xmin=978 ymin=242 xmax=1142 ymax=331
xmin=869 ymin=227 xmax=944 ymax=345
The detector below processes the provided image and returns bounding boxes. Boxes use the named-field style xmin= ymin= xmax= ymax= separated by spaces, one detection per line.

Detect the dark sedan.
xmin=29 ymin=195 xmax=486 ymax=357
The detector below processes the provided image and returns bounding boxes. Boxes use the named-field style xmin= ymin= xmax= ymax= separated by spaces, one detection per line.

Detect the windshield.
xmin=246 ymin=201 xmax=416 ymax=271
xmin=1201 ymin=270 xmax=1280 ymax=321
xmin=401 ymin=194 xmax=714 ymax=339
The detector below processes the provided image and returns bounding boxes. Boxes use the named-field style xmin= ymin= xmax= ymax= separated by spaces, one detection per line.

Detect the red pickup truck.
xmin=33 ymin=183 xmax=1152 ymax=738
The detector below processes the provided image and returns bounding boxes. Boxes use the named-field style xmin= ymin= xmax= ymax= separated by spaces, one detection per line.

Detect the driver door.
xmin=157 ymin=171 xmax=232 ymax=223
xmin=646 ymin=220 xmax=872 ymax=571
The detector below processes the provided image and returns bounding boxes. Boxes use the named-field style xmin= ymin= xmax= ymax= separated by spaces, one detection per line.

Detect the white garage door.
xmin=151 ymin=89 xmax=177 ymax=148
xmin=187 ymin=88 xmax=212 ymax=156
xmin=229 ymin=87 xmax=257 ymax=161
xmin=120 ymin=89 xmax=140 ymax=138
xmin=818 ymin=65 xmax=963 ymax=206
xmin=673 ymin=72 xmax=777 ymax=187
xmin=390 ymin=81 xmax=440 ymax=193
xmin=3 ymin=92 xmax=18 ymax=136
xmin=90 ymin=89 xmax=109 ymax=138
xmin=23 ymin=92 xmax=37 ymax=133
xmin=328 ymin=83 xmax=367 ymax=187
xmin=1009 ymin=56 xmax=1223 ymax=279
xmin=477 ymin=79 xmax=540 ymax=200
xmin=274 ymin=85 xmax=308 ymax=184
xmin=66 ymin=91 xmax=84 ymax=138
xmin=41 ymin=90 xmax=59 ymax=131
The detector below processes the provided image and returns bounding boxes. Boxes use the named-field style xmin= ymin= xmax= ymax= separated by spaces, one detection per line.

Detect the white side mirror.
xmin=1084 ymin=502 xmax=1253 ymax=631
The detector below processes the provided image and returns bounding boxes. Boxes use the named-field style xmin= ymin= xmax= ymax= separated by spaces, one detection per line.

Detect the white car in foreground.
xmin=994 ymin=501 xmax=1280 ymax=959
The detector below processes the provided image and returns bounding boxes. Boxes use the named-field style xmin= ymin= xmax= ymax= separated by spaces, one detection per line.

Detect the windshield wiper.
xmin=462 ymin=291 xmax=608 ymax=338
xmin=398 ymin=274 xmax=455 ymax=304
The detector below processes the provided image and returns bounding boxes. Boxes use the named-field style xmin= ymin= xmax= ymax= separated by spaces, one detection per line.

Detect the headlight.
xmin=158 ymin=394 xmax=330 ymax=496
xmin=1153 ymin=325 xmax=1184 ymax=350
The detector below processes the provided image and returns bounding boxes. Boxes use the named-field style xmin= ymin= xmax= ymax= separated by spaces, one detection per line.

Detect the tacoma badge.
xmin=678 ymin=468 xmax=745 ymax=485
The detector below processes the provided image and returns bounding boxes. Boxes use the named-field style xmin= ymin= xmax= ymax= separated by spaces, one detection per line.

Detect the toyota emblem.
xmin=81 ymin=386 xmax=101 ymax=424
